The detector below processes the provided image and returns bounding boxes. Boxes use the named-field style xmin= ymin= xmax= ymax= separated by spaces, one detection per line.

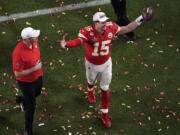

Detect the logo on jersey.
xmin=90 ymin=32 xmax=94 ymax=36
xmin=108 ymin=33 xmax=113 ymax=39
xmin=92 ymin=37 xmax=97 ymax=42
xmin=16 ymin=63 xmax=20 ymax=69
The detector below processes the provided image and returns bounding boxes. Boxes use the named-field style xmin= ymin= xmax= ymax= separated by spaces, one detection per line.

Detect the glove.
xmin=142 ymin=6 xmax=154 ymax=21
xmin=135 ymin=6 xmax=154 ymax=25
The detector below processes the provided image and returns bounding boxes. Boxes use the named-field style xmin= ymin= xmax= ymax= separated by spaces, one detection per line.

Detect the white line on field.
xmin=0 ymin=0 xmax=110 ymax=23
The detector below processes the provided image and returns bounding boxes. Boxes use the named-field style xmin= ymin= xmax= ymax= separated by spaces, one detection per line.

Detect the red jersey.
xmin=12 ymin=41 xmax=43 ymax=82
xmin=78 ymin=21 xmax=120 ymax=65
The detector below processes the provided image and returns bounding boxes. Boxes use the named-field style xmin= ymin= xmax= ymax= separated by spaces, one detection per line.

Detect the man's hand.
xmin=60 ymin=33 xmax=68 ymax=48
xmin=34 ymin=62 xmax=42 ymax=71
xmin=142 ymin=6 xmax=154 ymax=21
xmin=135 ymin=6 xmax=154 ymax=26
xmin=14 ymin=61 xmax=42 ymax=78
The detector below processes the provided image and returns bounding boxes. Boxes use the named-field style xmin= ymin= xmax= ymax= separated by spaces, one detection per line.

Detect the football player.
xmin=60 ymin=8 xmax=153 ymax=128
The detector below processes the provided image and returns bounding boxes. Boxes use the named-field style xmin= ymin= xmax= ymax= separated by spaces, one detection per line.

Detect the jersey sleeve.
xmin=77 ymin=27 xmax=89 ymax=42
xmin=110 ymin=22 xmax=121 ymax=35
xmin=12 ymin=50 xmax=24 ymax=72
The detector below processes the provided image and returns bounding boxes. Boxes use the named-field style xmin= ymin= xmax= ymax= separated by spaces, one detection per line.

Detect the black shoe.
xmin=16 ymin=96 xmax=24 ymax=111
xmin=16 ymin=96 xmax=23 ymax=104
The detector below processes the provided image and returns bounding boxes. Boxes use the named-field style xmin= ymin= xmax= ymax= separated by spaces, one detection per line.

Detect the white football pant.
xmin=85 ymin=58 xmax=112 ymax=91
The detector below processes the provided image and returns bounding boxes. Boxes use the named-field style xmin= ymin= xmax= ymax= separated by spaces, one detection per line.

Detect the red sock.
xmin=87 ymin=82 xmax=94 ymax=92
xmin=101 ymin=90 xmax=110 ymax=112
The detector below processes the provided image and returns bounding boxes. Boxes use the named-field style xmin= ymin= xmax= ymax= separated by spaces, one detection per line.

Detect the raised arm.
xmin=118 ymin=6 xmax=154 ymax=35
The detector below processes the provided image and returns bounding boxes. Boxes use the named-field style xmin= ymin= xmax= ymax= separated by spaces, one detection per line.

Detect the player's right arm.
xmin=60 ymin=27 xmax=89 ymax=48
xmin=117 ymin=21 xmax=139 ymax=35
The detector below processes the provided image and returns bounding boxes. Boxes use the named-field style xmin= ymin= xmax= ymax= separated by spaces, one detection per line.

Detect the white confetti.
xmin=38 ymin=123 xmax=45 ymax=127
xmin=121 ymin=103 xmax=126 ymax=106
xmin=127 ymin=105 xmax=131 ymax=109
xmin=158 ymin=50 xmax=164 ymax=53
xmin=51 ymin=24 xmax=55 ymax=28
xmin=137 ymin=100 xmax=140 ymax=103
xmin=52 ymin=129 xmax=58 ymax=132
xmin=61 ymin=126 xmax=66 ymax=130
xmin=62 ymin=12 xmax=66 ymax=15
xmin=168 ymin=44 xmax=173 ymax=47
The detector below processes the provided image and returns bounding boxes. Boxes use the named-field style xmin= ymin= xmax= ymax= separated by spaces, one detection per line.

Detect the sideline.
xmin=0 ymin=0 xmax=110 ymax=23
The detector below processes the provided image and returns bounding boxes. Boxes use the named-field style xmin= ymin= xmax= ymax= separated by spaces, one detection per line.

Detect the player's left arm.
xmin=117 ymin=6 xmax=154 ymax=35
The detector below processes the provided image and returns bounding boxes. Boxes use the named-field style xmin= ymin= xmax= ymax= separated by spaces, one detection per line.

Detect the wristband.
xmin=135 ymin=15 xmax=143 ymax=26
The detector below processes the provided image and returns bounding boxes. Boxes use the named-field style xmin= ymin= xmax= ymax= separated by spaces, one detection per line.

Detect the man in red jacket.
xmin=60 ymin=8 xmax=153 ymax=129
xmin=12 ymin=27 xmax=43 ymax=135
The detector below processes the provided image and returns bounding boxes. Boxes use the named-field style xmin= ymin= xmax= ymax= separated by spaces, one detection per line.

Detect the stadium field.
xmin=0 ymin=0 xmax=180 ymax=135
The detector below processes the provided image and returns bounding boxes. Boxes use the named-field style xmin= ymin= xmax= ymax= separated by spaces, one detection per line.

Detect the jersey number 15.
xmin=92 ymin=40 xmax=111 ymax=56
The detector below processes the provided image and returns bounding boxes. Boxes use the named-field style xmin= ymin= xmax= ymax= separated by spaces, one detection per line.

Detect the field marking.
xmin=0 ymin=0 xmax=110 ymax=23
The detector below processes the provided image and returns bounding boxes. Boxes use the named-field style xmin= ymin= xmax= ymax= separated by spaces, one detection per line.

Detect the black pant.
xmin=18 ymin=76 xmax=43 ymax=135
xmin=111 ymin=0 xmax=135 ymax=38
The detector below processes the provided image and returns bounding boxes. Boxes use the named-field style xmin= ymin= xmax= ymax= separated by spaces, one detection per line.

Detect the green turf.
xmin=0 ymin=0 xmax=94 ymax=15
xmin=0 ymin=0 xmax=180 ymax=134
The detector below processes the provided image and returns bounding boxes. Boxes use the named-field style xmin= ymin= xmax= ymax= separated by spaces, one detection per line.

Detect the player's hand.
xmin=34 ymin=62 xmax=42 ymax=71
xmin=60 ymin=33 xmax=68 ymax=48
xmin=142 ymin=6 xmax=154 ymax=21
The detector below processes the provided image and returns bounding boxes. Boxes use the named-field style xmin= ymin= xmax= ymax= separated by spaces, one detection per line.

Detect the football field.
xmin=0 ymin=0 xmax=180 ymax=135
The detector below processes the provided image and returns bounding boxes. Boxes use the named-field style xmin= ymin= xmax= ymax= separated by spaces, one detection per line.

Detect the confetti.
xmin=155 ymin=31 xmax=159 ymax=35
xmin=52 ymin=129 xmax=58 ymax=132
xmin=51 ymin=24 xmax=55 ymax=28
xmin=2 ymin=32 xmax=6 ymax=35
xmin=168 ymin=44 xmax=173 ymax=47
xmin=62 ymin=12 xmax=66 ymax=15
xmin=158 ymin=50 xmax=164 ymax=53
xmin=61 ymin=126 xmax=66 ymax=130
xmin=25 ymin=21 xmax=31 ymax=25
xmin=157 ymin=128 xmax=162 ymax=132
xmin=38 ymin=123 xmax=45 ymax=127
